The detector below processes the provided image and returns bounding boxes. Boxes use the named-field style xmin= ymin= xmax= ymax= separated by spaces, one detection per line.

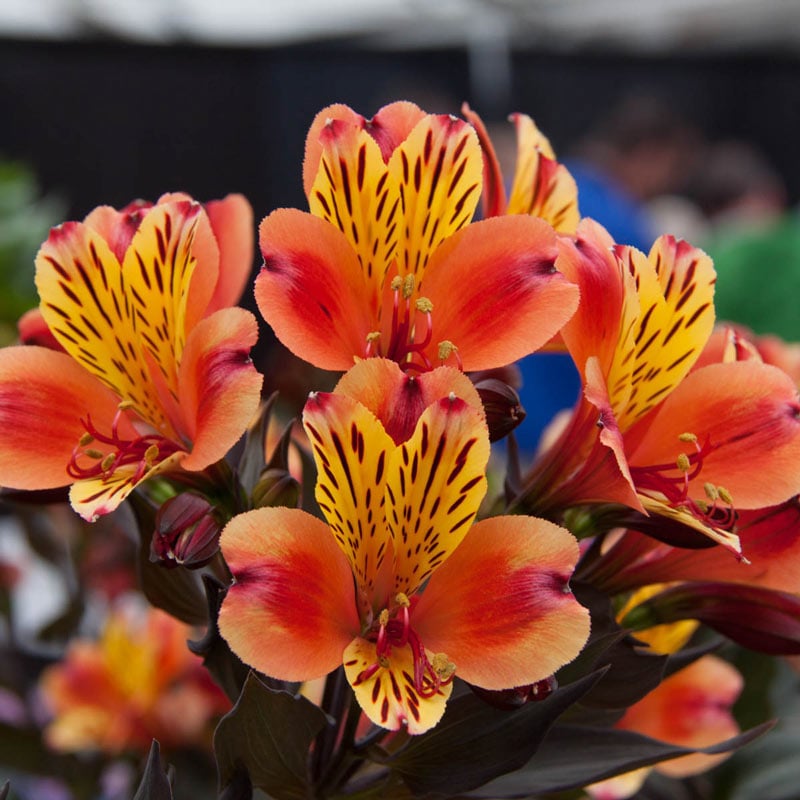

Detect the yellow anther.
xmin=718 ymin=486 xmax=734 ymax=505
xmin=101 ymin=453 xmax=117 ymax=471
xmin=118 ymin=399 xmax=135 ymax=411
xmin=85 ymin=449 xmax=105 ymax=460
xmin=378 ymin=655 xmax=390 ymax=669
xmin=366 ymin=331 xmax=381 ymax=343
xmin=402 ymin=274 xmax=415 ymax=299
xmin=704 ymin=482 xmax=719 ymax=501
xmin=378 ymin=609 xmax=390 ymax=627
xmin=79 ymin=433 xmax=94 ymax=447
xmin=395 ymin=592 xmax=410 ymax=608
xmin=415 ymin=297 xmax=433 ymax=314
xmin=676 ymin=453 xmax=691 ymax=472
xmin=678 ymin=432 xmax=698 ymax=443
xmin=695 ymin=499 xmax=709 ymax=513
xmin=438 ymin=340 xmax=457 ymax=361
xmin=390 ymin=276 xmax=403 ymax=291
xmin=431 ymin=652 xmax=456 ymax=680
xmin=144 ymin=444 xmax=160 ymax=466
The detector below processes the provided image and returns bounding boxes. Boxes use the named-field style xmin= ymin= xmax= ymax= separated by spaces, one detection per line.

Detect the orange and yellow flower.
xmin=587 ymin=655 xmax=743 ymax=799
xmin=255 ymin=102 xmax=579 ymax=373
xmin=219 ymin=359 xmax=589 ymax=734
xmin=40 ymin=602 xmax=229 ymax=754
xmin=521 ymin=220 xmax=800 ymax=554
xmin=0 ymin=194 xmax=263 ymax=521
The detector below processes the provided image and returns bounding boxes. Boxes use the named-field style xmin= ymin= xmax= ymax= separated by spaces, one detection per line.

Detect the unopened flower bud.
xmin=473 ymin=378 xmax=526 ymax=442
xmin=251 ymin=467 xmax=300 ymax=509
xmin=150 ymin=493 xmax=222 ymax=569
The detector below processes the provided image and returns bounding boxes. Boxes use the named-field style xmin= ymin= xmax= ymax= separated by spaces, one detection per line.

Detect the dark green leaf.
xmin=132 ymin=740 xmax=174 ymax=800
xmin=386 ymin=669 xmax=607 ymax=795
xmin=188 ymin=576 xmax=250 ymax=703
xmin=130 ymin=493 xmax=209 ymax=626
xmin=470 ymin=721 xmax=775 ymax=797
xmin=214 ymin=672 xmax=331 ymax=799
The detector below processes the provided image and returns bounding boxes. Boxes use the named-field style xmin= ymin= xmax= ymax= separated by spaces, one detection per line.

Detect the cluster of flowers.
xmin=2 ymin=101 xmax=800 ymax=798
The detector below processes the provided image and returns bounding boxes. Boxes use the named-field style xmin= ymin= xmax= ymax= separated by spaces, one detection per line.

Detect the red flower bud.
xmin=150 ymin=493 xmax=222 ymax=569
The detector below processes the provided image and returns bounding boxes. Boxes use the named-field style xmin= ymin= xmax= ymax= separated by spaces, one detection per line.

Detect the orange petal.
xmin=413 ymin=515 xmax=590 ymax=690
xmin=0 ymin=346 xmax=120 ymax=490
xmin=387 ymin=114 xmax=483 ymax=285
xmin=303 ymin=391 xmax=395 ymax=599
xmin=366 ymin=101 xmax=428 ymax=162
xmin=177 ymin=307 xmax=262 ymax=471
xmin=558 ymin=219 xmax=638 ymax=387
xmin=219 ymin=507 xmax=359 ymax=682
xmin=618 ymin=655 xmax=742 ymax=778
xmin=308 ymin=119 xmax=400 ymax=309
xmin=421 ymin=215 xmax=579 ymax=371
xmin=256 ymin=208 xmax=375 ymax=370
xmin=460 ymin=102 xmax=507 ymax=217
xmin=629 ymin=361 xmax=800 ymax=509
xmin=343 ymin=637 xmax=451 ymax=734
xmin=204 ymin=194 xmax=255 ymax=312
xmin=333 ymin=358 xmax=483 ymax=445
xmin=505 ymin=113 xmax=580 ymax=234
xmin=386 ymin=394 xmax=490 ymax=597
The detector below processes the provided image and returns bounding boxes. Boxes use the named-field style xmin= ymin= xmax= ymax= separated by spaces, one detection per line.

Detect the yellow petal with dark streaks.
xmin=609 ymin=237 xmax=716 ymax=430
xmin=506 ymin=114 xmax=580 ymax=234
xmin=387 ymin=114 xmax=482 ymax=287
xmin=309 ymin=120 xmax=401 ymax=309
xmin=343 ymin=637 xmax=451 ymax=735
xmin=303 ymin=391 xmax=395 ymax=599
xmin=120 ymin=201 xmax=202 ymax=404
xmin=385 ymin=394 xmax=489 ymax=597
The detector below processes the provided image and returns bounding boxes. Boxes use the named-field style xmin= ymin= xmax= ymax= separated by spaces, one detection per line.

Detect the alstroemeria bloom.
xmin=255 ymin=102 xmax=579 ymax=373
xmin=219 ymin=359 xmax=589 ymax=734
xmin=521 ymin=220 xmax=800 ymax=553
xmin=461 ymin=103 xmax=580 ymax=233
xmin=587 ymin=655 xmax=743 ymax=799
xmin=40 ymin=602 xmax=229 ymax=754
xmin=0 ymin=194 xmax=263 ymax=520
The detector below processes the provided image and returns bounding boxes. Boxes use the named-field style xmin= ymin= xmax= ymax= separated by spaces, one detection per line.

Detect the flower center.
xmin=354 ymin=593 xmax=456 ymax=699
xmin=68 ymin=403 xmax=181 ymax=484
xmin=364 ymin=274 xmax=461 ymax=372
xmin=630 ymin=432 xmax=737 ymax=530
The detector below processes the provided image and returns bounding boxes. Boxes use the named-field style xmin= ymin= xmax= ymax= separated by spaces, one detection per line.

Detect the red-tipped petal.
xmin=413 ymin=515 xmax=590 ymax=690
xmin=178 ymin=307 xmax=262 ymax=472
xmin=461 ymin=102 xmax=507 ymax=217
xmin=333 ymin=358 xmax=483 ymax=445
xmin=629 ymin=361 xmax=800 ymax=509
xmin=0 ymin=346 xmax=121 ymax=490
xmin=303 ymin=104 xmax=365 ymax=197
xmin=204 ymin=194 xmax=255 ymax=312
xmin=421 ymin=215 xmax=579 ymax=371
xmin=256 ymin=208 xmax=375 ymax=370
xmin=219 ymin=507 xmax=359 ymax=682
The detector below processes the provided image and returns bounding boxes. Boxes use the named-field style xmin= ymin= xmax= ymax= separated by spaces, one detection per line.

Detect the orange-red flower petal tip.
xmin=413 ymin=514 xmax=590 ymax=690
xmin=421 ymin=214 xmax=580 ymax=371
xmin=256 ymin=208 xmax=373 ymax=371
xmin=219 ymin=507 xmax=360 ymax=683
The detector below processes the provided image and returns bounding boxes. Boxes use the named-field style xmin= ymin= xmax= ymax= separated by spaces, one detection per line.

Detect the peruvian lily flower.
xmin=0 ymin=194 xmax=263 ymax=521
xmin=586 ymin=655 xmax=743 ymax=799
xmin=461 ymin=103 xmax=580 ymax=233
xmin=255 ymin=102 xmax=579 ymax=373
xmin=40 ymin=601 xmax=229 ymax=754
xmin=519 ymin=220 xmax=800 ymax=554
xmin=219 ymin=359 xmax=589 ymax=734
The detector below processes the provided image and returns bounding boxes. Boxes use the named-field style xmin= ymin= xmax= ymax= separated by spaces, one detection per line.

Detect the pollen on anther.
xmin=438 ymin=340 xmax=456 ymax=360
xmin=391 ymin=276 xmax=403 ymax=291
xmin=402 ymin=274 xmax=415 ymax=299
xmin=718 ymin=486 xmax=734 ymax=505
xmin=366 ymin=331 xmax=381 ymax=342
xmin=415 ymin=297 xmax=433 ymax=314
xmin=678 ymin=432 xmax=698 ymax=443
xmin=676 ymin=453 xmax=691 ymax=472
xmin=79 ymin=433 xmax=94 ymax=447
xmin=704 ymin=482 xmax=719 ymax=501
